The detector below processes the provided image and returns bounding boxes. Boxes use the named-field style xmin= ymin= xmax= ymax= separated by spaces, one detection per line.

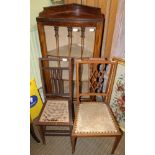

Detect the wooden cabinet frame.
xmin=65 ymin=0 xmax=119 ymax=59
xmin=36 ymin=4 xmax=105 ymax=92
xmin=36 ymin=3 xmax=105 ymax=58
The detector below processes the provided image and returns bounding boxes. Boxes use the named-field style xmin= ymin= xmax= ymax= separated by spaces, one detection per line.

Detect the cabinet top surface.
xmin=36 ymin=3 xmax=104 ymax=23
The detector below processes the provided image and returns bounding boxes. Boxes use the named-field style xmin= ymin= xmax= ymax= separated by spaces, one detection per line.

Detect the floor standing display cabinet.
xmin=36 ymin=3 xmax=105 ymax=98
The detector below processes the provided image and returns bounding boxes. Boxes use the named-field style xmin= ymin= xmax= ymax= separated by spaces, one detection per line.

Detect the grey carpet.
xmin=30 ymin=127 xmax=125 ymax=155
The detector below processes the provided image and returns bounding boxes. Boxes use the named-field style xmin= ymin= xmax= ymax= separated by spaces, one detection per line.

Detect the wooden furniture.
xmin=37 ymin=3 xmax=104 ymax=58
xmin=36 ymin=3 xmax=105 ymax=96
xmin=65 ymin=0 xmax=120 ymax=59
xmin=72 ymin=58 xmax=122 ymax=154
xmin=35 ymin=57 xmax=74 ymax=144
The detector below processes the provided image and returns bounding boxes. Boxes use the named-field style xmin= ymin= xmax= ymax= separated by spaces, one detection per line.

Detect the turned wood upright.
xmin=36 ymin=3 xmax=105 ymax=94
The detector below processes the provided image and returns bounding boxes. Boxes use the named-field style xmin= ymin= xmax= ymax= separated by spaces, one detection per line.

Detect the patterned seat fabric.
xmin=39 ymin=100 xmax=69 ymax=123
xmin=74 ymin=102 xmax=118 ymax=134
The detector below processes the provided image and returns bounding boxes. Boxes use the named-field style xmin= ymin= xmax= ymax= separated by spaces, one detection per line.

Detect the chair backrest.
xmin=76 ymin=58 xmax=117 ymax=104
xmin=39 ymin=56 xmax=73 ymax=101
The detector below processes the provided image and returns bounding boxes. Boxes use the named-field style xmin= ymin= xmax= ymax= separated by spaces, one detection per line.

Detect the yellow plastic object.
xmin=30 ymin=79 xmax=43 ymax=121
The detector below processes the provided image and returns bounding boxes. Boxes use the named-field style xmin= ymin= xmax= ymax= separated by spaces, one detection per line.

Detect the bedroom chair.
xmin=35 ymin=57 xmax=74 ymax=144
xmin=72 ymin=58 xmax=122 ymax=154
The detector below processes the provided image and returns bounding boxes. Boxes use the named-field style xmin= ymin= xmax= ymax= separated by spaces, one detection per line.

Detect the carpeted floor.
xmin=30 ymin=127 xmax=125 ymax=155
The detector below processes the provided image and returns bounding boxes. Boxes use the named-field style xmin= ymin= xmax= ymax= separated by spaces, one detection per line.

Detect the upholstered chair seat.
xmin=39 ymin=100 xmax=69 ymax=123
xmin=74 ymin=102 xmax=119 ymax=135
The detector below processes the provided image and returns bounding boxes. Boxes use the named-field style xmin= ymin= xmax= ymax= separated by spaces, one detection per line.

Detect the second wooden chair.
xmin=72 ymin=58 xmax=122 ymax=154
xmin=35 ymin=56 xmax=74 ymax=145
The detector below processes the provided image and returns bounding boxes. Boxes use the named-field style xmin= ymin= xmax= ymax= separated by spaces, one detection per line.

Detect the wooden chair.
xmin=72 ymin=58 xmax=122 ymax=154
xmin=35 ymin=56 xmax=74 ymax=144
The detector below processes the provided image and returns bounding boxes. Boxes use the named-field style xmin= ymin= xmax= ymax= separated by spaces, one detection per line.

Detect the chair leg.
xmin=30 ymin=124 xmax=40 ymax=143
xmin=71 ymin=135 xmax=77 ymax=154
xmin=37 ymin=125 xmax=46 ymax=144
xmin=111 ymin=135 xmax=122 ymax=154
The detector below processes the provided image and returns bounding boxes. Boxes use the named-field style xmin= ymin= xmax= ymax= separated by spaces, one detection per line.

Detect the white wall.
xmin=30 ymin=0 xmax=52 ymax=88
xmin=30 ymin=0 xmax=52 ymax=30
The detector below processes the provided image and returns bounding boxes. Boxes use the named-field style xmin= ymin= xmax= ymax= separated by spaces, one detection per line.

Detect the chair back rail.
xmin=39 ymin=57 xmax=73 ymax=102
xmin=76 ymin=59 xmax=117 ymax=104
